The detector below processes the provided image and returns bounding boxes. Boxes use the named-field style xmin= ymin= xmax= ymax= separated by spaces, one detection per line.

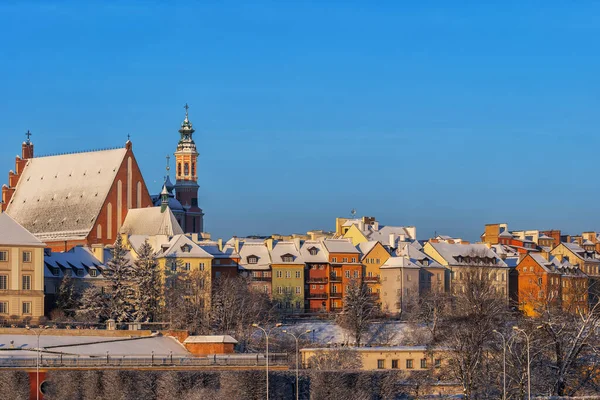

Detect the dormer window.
xmin=181 ymin=244 xmax=192 ymax=253
xmin=281 ymin=254 xmax=294 ymax=263
xmin=76 ymin=269 xmax=84 ymax=277
xmin=422 ymin=259 xmax=429 ymax=266
xmin=247 ymin=255 xmax=258 ymax=264
xmin=308 ymin=247 xmax=318 ymax=256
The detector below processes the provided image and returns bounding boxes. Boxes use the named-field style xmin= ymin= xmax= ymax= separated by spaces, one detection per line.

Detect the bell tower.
xmin=174 ymin=104 xmax=204 ymax=234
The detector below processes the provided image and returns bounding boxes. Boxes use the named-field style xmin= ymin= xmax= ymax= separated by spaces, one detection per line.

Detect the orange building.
xmin=515 ymin=253 xmax=588 ymax=317
xmin=300 ymin=240 xmax=330 ymax=312
xmin=2 ymin=135 xmax=152 ymax=251
xmin=323 ymin=239 xmax=363 ymax=311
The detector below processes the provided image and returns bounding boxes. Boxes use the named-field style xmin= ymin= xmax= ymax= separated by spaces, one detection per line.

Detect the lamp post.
xmin=493 ymin=330 xmax=507 ymax=400
xmin=283 ymin=329 xmax=312 ymax=400
xmin=26 ymin=325 xmax=48 ymax=400
xmin=513 ymin=326 xmax=536 ymax=400
xmin=252 ymin=323 xmax=282 ymax=400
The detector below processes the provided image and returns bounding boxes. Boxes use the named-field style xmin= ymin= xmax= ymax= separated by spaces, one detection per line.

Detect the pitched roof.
xmin=0 ymin=212 xmax=45 ymax=247
xmin=6 ymin=148 xmax=128 ymax=241
xmin=157 ymin=235 xmax=213 ymax=259
xmin=120 ymin=207 xmax=183 ymax=236
xmin=299 ymin=240 xmax=328 ymax=263
xmin=380 ymin=256 xmax=421 ymax=269
xmin=238 ymin=242 xmax=271 ymax=270
xmin=427 ymin=242 xmax=508 ymax=267
xmin=44 ymin=246 xmax=105 ymax=279
xmin=269 ymin=241 xmax=303 ymax=264
xmin=357 ymin=241 xmax=378 ymax=258
xmin=323 ymin=239 xmax=360 ymax=254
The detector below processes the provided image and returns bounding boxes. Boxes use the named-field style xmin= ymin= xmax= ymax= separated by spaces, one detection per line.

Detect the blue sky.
xmin=1 ymin=1 xmax=599 ymax=241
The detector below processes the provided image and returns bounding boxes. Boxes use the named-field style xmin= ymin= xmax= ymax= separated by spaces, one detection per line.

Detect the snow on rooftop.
xmin=0 ymin=212 xmax=45 ymax=247
xmin=121 ymin=206 xmax=183 ymax=236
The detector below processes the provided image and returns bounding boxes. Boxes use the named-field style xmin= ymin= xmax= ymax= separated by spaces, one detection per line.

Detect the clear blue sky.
xmin=1 ymin=1 xmax=599 ymax=241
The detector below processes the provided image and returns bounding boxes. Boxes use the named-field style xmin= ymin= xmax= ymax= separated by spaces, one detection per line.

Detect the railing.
xmin=307 ymin=277 xmax=328 ymax=284
xmin=363 ymin=276 xmax=380 ymax=283
xmin=251 ymin=276 xmax=271 ymax=281
xmin=330 ymin=292 xmax=343 ymax=298
xmin=0 ymin=353 xmax=289 ymax=369
xmin=306 ymin=293 xmax=328 ymax=299
xmin=330 ymin=275 xmax=342 ymax=282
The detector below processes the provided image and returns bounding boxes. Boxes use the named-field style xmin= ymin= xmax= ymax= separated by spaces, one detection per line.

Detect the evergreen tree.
xmin=56 ymin=272 xmax=79 ymax=318
xmin=77 ymin=285 xmax=109 ymax=323
xmin=336 ymin=278 xmax=379 ymax=347
xmin=131 ymin=240 xmax=161 ymax=322
xmin=104 ymin=235 xmax=134 ymax=322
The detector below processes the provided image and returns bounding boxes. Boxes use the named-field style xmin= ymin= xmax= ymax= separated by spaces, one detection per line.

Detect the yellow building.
xmin=0 ymin=213 xmax=45 ymax=321
xmin=301 ymin=346 xmax=440 ymax=371
xmin=358 ymin=241 xmax=390 ymax=297
xmin=343 ymin=223 xmax=369 ymax=246
xmin=269 ymin=240 xmax=304 ymax=312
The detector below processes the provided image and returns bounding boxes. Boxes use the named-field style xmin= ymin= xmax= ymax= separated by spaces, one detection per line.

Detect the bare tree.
xmin=336 ymin=279 xmax=379 ymax=347
xmin=306 ymin=348 xmax=363 ymax=370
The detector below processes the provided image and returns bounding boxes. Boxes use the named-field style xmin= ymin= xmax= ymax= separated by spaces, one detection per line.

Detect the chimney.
xmin=217 ymin=238 xmax=223 ymax=252
xmin=265 ymin=238 xmax=274 ymax=251
xmin=234 ymin=237 xmax=240 ymax=254
xmin=358 ymin=221 xmax=365 ymax=231
xmin=191 ymin=233 xmax=199 ymax=243
xmin=389 ymin=233 xmax=395 ymax=248
xmin=91 ymin=244 xmax=105 ymax=263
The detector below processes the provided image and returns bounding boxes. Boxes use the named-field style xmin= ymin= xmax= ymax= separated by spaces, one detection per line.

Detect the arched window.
xmin=178 ymin=163 xmax=182 ymax=177
xmin=184 ymin=163 xmax=189 ymax=176
xmin=97 ymin=224 xmax=102 ymax=239
xmin=191 ymin=162 xmax=195 ymax=176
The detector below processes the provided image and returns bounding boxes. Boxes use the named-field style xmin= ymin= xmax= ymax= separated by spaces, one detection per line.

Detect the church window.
xmin=97 ymin=225 xmax=102 ymax=239
xmin=107 ymin=203 xmax=113 ymax=239
xmin=191 ymin=162 xmax=195 ymax=176
xmin=184 ymin=163 xmax=189 ymax=176
xmin=137 ymin=182 xmax=142 ymax=208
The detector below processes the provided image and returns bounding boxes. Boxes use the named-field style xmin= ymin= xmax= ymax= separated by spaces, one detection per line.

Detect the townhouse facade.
xmin=269 ymin=239 xmax=305 ymax=312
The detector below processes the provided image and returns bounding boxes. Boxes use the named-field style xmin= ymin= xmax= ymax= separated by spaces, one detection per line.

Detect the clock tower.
xmin=174 ymin=104 xmax=204 ymax=234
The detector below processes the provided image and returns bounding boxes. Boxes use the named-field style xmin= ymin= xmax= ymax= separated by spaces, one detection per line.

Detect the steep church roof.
xmin=120 ymin=206 xmax=184 ymax=236
xmin=6 ymin=148 xmax=128 ymax=241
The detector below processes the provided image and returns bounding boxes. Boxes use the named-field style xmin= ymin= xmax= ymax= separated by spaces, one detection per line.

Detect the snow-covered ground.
xmin=273 ymin=320 xmax=412 ymax=346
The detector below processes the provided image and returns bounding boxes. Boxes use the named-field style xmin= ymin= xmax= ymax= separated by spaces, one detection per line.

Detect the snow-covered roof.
xmin=269 ymin=241 xmax=303 ymax=264
xmin=6 ymin=148 xmax=127 ymax=241
xmin=238 ymin=242 xmax=271 ymax=270
xmin=428 ymin=242 xmax=508 ymax=267
xmin=183 ymin=335 xmax=238 ymax=344
xmin=538 ymin=234 xmax=553 ymax=240
xmin=380 ymin=256 xmax=421 ymax=269
xmin=323 ymin=239 xmax=360 ymax=254
xmin=44 ymin=246 xmax=105 ymax=279
xmin=197 ymin=241 xmax=239 ymax=259
xmin=120 ymin=206 xmax=183 ymax=236
xmin=299 ymin=240 xmax=328 ymax=263
xmin=157 ymin=235 xmax=213 ymax=259
xmin=0 ymin=212 xmax=45 ymax=247
xmin=357 ymin=241 xmax=378 ymax=258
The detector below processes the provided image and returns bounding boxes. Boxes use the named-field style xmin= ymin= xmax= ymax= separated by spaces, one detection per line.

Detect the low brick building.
xmin=183 ymin=335 xmax=238 ymax=356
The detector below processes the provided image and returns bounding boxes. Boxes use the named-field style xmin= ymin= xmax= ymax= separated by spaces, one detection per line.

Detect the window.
xmin=376 ymin=258 xmax=380 ymax=264
xmin=0 ymin=302 xmax=7 ymax=314
xmin=309 ymin=248 xmax=318 ymax=256
xmin=332 ymin=286 xmax=337 ymax=293
xmin=22 ymin=275 xmax=31 ymax=290
xmin=264 ymin=285 xmax=269 ymax=293
xmin=286 ymin=271 xmax=291 ymax=278
xmin=22 ymin=302 xmax=31 ymax=315
xmin=0 ymin=251 xmax=7 ymax=262
xmin=353 ymin=271 xmax=359 ymax=278
xmin=0 ymin=275 xmax=6 ymax=290
xmin=332 ymin=257 xmax=337 ymax=263
xmin=277 ymin=286 xmax=283 ymax=294
xmin=199 ymin=263 xmax=205 ymax=271
xmin=391 ymin=359 xmax=398 ymax=369
xmin=296 ymin=286 xmax=301 ymax=294
xmin=296 ymin=271 xmax=301 ymax=278
xmin=282 ymin=255 xmax=294 ymax=263
xmin=276 ymin=271 xmax=283 ymax=278
xmin=184 ymin=263 xmax=191 ymax=271
xmin=76 ymin=269 xmax=84 ymax=277
xmin=407 ymin=274 xmax=411 ymax=281
xmin=351 ymin=257 xmax=356 ymax=263
xmin=171 ymin=263 xmax=177 ymax=272
xmin=422 ymin=259 xmax=429 ymax=266
xmin=90 ymin=269 xmax=98 ymax=277
xmin=434 ymin=359 xmax=441 ymax=368
xmin=406 ymin=359 xmax=414 ymax=369
xmin=248 ymin=256 xmax=258 ymax=264
xmin=22 ymin=252 xmax=32 ymax=263
xmin=342 ymin=258 xmax=348 ymax=263
xmin=538 ymin=278 xmax=542 ymax=286
xmin=377 ymin=360 xmax=385 ymax=369
xmin=345 ymin=271 xmax=350 ymax=278
xmin=311 ymin=285 xmax=316 ymax=289
xmin=184 ymin=163 xmax=189 ymax=175
xmin=421 ymin=359 xmax=427 ymax=368
xmin=319 ymin=285 xmax=324 ymax=289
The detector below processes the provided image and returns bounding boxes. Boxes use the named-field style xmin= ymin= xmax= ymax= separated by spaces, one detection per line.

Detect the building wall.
xmin=449 ymin=266 xmax=510 ymax=299
xmin=0 ymin=245 xmax=45 ymax=321
xmin=419 ymin=266 xmax=447 ymax=294
xmin=362 ymin=243 xmax=390 ymax=298
xmin=515 ymin=255 xmax=560 ymax=317
xmin=342 ymin=224 xmax=368 ymax=246
xmin=301 ymin=348 xmax=439 ymax=371
xmin=306 ymin=263 xmax=330 ymax=312
xmin=380 ymin=268 xmax=420 ymax=314
xmin=184 ymin=342 xmax=235 ymax=356
xmin=271 ymin=263 xmax=304 ymax=312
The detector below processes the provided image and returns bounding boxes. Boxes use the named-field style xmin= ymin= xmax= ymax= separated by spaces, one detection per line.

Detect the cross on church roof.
xmin=184 ymin=103 xmax=189 ymax=119
xmin=127 ymin=133 xmax=131 ymax=141
xmin=25 ymin=130 xmax=32 ymax=142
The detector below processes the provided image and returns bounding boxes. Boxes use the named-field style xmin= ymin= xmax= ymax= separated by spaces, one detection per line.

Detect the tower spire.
xmin=184 ymin=103 xmax=190 ymax=122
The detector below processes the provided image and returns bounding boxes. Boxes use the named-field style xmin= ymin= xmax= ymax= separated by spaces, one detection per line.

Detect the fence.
xmin=0 ymin=353 xmax=288 ymax=368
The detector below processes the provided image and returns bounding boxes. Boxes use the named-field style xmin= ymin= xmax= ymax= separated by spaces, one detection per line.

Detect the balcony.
xmin=330 ymin=275 xmax=342 ymax=282
xmin=330 ymin=292 xmax=343 ymax=299
xmin=307 ymin=277 xmax=328 ymax=284
xmin=363 ymin=276 xmax=380 ymax=283
xmin=306 ymin=293 xmax=328 ymax=300
xmin=251 ymin=276 xmax=271 ymax=282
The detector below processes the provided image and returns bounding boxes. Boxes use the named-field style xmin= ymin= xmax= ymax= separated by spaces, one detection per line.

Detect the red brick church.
xmin=1 ymin=106 xmax=205 ymax=251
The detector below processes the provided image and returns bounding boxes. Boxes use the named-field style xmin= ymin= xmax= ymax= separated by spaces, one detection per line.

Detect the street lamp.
xmin=283 ymin=329 xmax=312 ymax=400
xmin=493 ymin=330 xmax=507 ymax=400
xmin=252 ymin=323 xmax=282 ymax=400
xmin=26 ymin=325 xmax=48 ymax=400
xmin=513 ymin=326 xmax=541 ymax=400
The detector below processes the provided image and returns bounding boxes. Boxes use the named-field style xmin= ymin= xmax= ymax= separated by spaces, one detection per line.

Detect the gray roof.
xmin=299 ymin=240 xmax=328 ymax=263
xmin=428 ymin=242 xmax=508 ymax=268
xmin=323 ymin=239 xmax=360 ymax=254
xmin=357 ymin=241 xmax=378 ymax=258
xmin=269 ymin=241 xmax=303 ymax=264
xmin=157 ymin=234 xmax=213 ymax=259
xmin=6 ymin=148 xmax=127 ymax=241
xmin=0 ymin=212 xmax=45 ymax=247
xmin=238 ymin=242 xmax=271 ymax=270
xmin=44 ymin=246 xmax=105 ymax=279
xmin=380 ymin=256 xmax=421 ymax=269
xmin=120 ymin=206 xmax=183 ymax=236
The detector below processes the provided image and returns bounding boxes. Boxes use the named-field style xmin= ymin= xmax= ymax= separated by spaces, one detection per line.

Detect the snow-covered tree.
xmin=55 ymin=272 xmax=79 ymax=318
xmin=131 ymin=240 xmax=161 ymax=322
xmin=336 ymin=278 xmax=379 ymax=347
xmin=104 ymin=235 xmax=134 ymax=323
xmin=77 ymin=285 xmax=109 ymax=323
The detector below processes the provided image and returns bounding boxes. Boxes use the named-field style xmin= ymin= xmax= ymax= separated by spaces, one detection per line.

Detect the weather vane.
xmin=184 ymin=103 xmax=189 ymax=119
xmin=351 ymin=208 xmax=357 ymax=218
